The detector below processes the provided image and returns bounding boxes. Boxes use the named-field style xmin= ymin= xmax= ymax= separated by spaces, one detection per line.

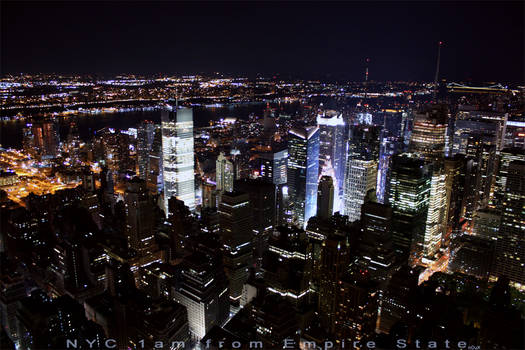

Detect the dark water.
xmin=0 ymin=102 xmax=302 ymax=149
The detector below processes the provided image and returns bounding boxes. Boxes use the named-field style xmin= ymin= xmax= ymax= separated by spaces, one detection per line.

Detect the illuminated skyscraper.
xmin=493 ymin=161 xmax=525 ymax=286
xmin=149 ymin=125 xmax=163 ymax=190
xmin=410 ymin=104 xmax=448 ymax=262
xmin=137 ymin=121 xmax=155 ymax=181
xmin=317 ymin=112 xmax=345 ymax=210
xmin=287 ymin=126 xmax=320 ymax=228
xmin=491 ymin=148 xmax=525 ymax=212
xmin=409 ymin=104 xmax=448 ymax=163
xmin=388 ymin=154 xmax=431 ymax=264
xmin=30 ymin=119 xmax=59 ymax=159
xmin=257 ymin=148 xmax=288 ymax=185
xmin=343 ymin=158 xmax=377 ymax=222
xmin=161 ymin=106 xmax=195 ymax=213
xmin=423 ymin=171 xmax=446 ymax=261
xmin=216 ymin=152 xmax=234 ymax=193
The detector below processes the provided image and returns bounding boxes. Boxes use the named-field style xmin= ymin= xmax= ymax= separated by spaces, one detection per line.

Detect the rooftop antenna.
xmin=433 ymin=41 xmax=443 ymax=100
xmin=365 ymin=58 xmax=370 ymax=82
xmin=364 ymin=58 xmax=370 ymax=101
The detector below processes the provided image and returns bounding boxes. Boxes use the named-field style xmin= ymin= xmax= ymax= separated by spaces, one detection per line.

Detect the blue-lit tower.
xmin=287 ymin=126 xmax=320 ymax=228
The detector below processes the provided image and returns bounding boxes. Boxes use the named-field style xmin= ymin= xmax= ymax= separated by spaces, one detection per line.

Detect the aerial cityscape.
xmin=1 ymin=1 xmax=524 ymax=350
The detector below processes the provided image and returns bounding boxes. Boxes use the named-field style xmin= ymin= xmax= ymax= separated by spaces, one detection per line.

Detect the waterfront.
xmin=0 ymin=101 xmax=304 ymax=149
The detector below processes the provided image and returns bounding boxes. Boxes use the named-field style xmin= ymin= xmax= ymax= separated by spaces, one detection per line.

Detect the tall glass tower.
xmin=343 ymin=158 xmax=378 ymax=222
xmin=409 ymin=104 xmax=448 ymax=263
xmin=317 ymin=112 xmax=345 ymax=212
xmin=287 ymin=126 xmax=320 ymax=228
xmin=389 ymin=153 xmax=432 ymax=265
xmin=161 ymin=105 xmax=195 ymax=214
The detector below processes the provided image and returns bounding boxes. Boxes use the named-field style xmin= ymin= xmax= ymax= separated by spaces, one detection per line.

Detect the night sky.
xmin=1 ymin=1 xmax=523 ymax=82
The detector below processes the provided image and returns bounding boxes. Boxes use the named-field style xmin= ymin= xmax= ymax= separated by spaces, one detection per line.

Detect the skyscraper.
xmin=235 ymin=179 xmax=276 ymax=270
xmin=261 ymin=226 xmax=311 ymax=306
xmin=491 ymin=148 xmax=525 ymax=212
xmin=171 ymin=253 xmax=229 ymax=340
xmin=124 ymin=178 xmax=162 ymax=276
xmin=493 ymin=161 xmax=525 ymax=286
xmin=287 ymin=126 xmax=320 ymax=228
xmin=31 ymin=119 xmax=59 ymax=159
xmin=216 ymin=152 xmax=234 ymax=193
xmin=343 ymin=158 xmax=377 ymax=222
xmin=317 ymin=175 xmax=334 ymax=219
xmin=219 ymin=191 xmax=253 ymax=303
xmin=317 ymin=112 xmax=345 ymax=210
xmin=148 ymin=125 xmax=163 ymax=191
xmin=410 ymin=104 xmax=448 ymax=262
xmin=356 ymin=198 xmax=395 ymax=286
xmin=257 ymin=148 xmax=288 ymax=185
xmin=317 ymin=231 xmax=352 ymax=333
xmin=444 ymin=155 xmax=466 ymax=243
xmin=409 ymin=104 xmax=448 ymax=163
xmin=423 ymin=171 xmax=446 ymax=261
xmin=347 ymin=124 xmax=381 ymax=161
xmin=388 ymin=154 xmax=431 ymax=264
xmin=161 ymin=105 xmax=195 ymax=213
xmin=137 ymin=121 xmax=155 ymax=181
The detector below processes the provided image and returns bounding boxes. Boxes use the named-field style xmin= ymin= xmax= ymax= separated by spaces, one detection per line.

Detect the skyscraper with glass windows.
xmin=216 ymin=152 xmax=234 ymax=193
xmin=137 ymin=120 xmax=155 ymax=181
xmin=343 ymin=158 xmax=377 ymax=222
xmin=287 ymin=126 xmax=320 ymax=228
xmin=161 ymin=105 xmax=195 ymax=214
xmin=389 ymin=153 xmax=432 ymax=264
xmin=317 ymin=112 xmax=345 ymax=211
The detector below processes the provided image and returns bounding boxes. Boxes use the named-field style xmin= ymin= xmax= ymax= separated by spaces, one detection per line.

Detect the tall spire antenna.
xmin=433 ymin=41 xmax=443 ymax=100
xmin=364 ymin=58 xmax=370 ymax=100
xmin=365 ymin=57 xmax=370 ymax=82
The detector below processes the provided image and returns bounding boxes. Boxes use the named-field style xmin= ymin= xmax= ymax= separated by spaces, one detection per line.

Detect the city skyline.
xmin=0 ymin=2 xmax=524 ymax=350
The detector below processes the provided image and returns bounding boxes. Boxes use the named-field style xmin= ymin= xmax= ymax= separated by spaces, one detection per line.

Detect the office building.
xmin=161 ymin=105 xmax=196 ymax=213
xmin=493 ymin=161 xmax=525 ymax=286
xmin=257 ymin=148 xmax=288 ymax=185
xmin=124 ymin=178 xmax=159 ymax=258
xmin=262 ymin=226 xmax=311 ymax=306
xmin=216 ymin=152 xmax=234 ymax=193
xmin=491 ymin=148 xmax=525 ymax=212
xmin=287 ymin=126 xmax=320 ymax=228
xmin=343 ymin=158 xmax=377 ymax=222
xmin=409 ymin=104 xmax=448 ymax=163
xmin=388 ymin=154 xmax=431 ymax=264
xmin=317 ymin=175 xmax=334 ymax=219
xmin=347 ymin=124 xmax=381 ymax=160
xmin=171 ymin=253 xmax=229 ymax=340
xmin=317 ymin=112 xmax=345 ymax=210
xmin=356 ymin=199 xmax=395 ymax=286
xmin=219 ymin=191 xmax=253 ymax=303
xmin=235 ymin=179 xmax=276 ymax=270
xmin=137 ymin=121 xmax=155 ymax=181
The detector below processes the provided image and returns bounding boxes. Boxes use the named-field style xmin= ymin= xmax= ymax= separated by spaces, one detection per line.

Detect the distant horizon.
xmin=1 ymin=72 xmax=522 ymax=86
